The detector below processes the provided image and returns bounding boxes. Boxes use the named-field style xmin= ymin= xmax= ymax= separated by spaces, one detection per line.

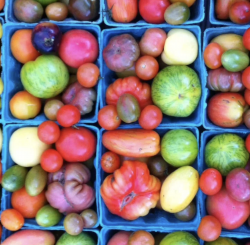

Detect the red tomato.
xmin=128 ymin=231 xmax=155 ymax=245
xmin=199 ymin=168 xmax=223 ymax=195
xmin=244 ymin=89 xmax=250 ymax=106
xmin=206 ymin=187 xmax=250 ymax=230
xmin=107 ymin=231 xmax=132 ymax=245
xmin=56 ymin=127 xmax=96 ymax=162
xmin=243 ymin=28 xmax=250 ymax=50
xmin=246 ymin=134 xmax=250 ymax=153
xmin=139 ymin=0 xmax=171 ymax=24
xmin=38 ymin=121 xmax=60 ymax=144
xmin=101 ymin=151 xmax=121 ymax=173
xmin=77 ymin=63 xmax=100 ymax=88
xmin=98 ymin=105 xmax=121 ymax=130
xmin=41 ymin=149 xmax=63 ymax=173
xmin=139 ymin=29 xmax=167 ymax=57
xmin=229 ymin=1 xmax=250 ymax=24
xmin=59 ymin=30 xmax=99 ymax=68
xmin=139 ymin=105 xmax=163 ymax=130
xmin=135 ymin=56 xmax=159 ymax=80
xmin=242 ymin=66 xmax=250 ymax=90
xmin=204 ymin=43 xmax=224 ymax=69
xmin=197 ymin=215 xmax=222 ymax=242
xmin=57 ymin=105 xmax=81 ymax=127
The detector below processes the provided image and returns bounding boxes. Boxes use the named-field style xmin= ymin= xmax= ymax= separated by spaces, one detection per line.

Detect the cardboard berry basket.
xmin=98 ymin=125 xmax=202 ymax=229
xmin=101 ymin=25 xmax=205 ymax=127
xmin=0 ymin=123 xmax=100 ymax=229
xmin=2 ymin=22 xmax=101 ymax=124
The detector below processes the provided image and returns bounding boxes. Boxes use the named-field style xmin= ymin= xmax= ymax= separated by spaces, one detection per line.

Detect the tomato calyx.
xmin=121 ymin=192 xmax=137 ymax=211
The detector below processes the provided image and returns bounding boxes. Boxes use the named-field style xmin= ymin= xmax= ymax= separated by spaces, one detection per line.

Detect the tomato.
xmin=63 ymin=213 xmax=84 ymax=236
xmin=11 ymin=188 xmax=47 ymax=219
xmin=44 ymin=99 xmax=64 ymax=121
xmin=45 ymin=2 xmax=68 ymax=21
xmin=243 ymin=67 xmax=250 ymax=90
xmin=108 ymin=231 xmax=132 ymax=245
xmin=80 ymin=209 xmax=97 ymax=228
xmin=197 ymin=215 xmax=221 ymax=242
xmin=57 ymin=105 xmax=81 ymax=127
xmin=204 ymin=43 xmax=224 ymax=69
xmin=243 ymin=28 xmax=250 ymax=50
xmin=59 ymin=30 xmax=99 ymax=68
xmin=77 ymin=63 xmax=100 ymax=88
xmin=245 ymin=89 xmax=250 ymax=106
xmin=199 ymin=168 xmax=223 ymax=195
xmin=41 ymin=149 xmax=63 ymax=173
xmin=135 ymin=56 xmax=159 ymax=80
xmin=229 ymin=1 xmax=250 ymax=24
xmin=139 ymin=29 xmax=167 ymax=57
xmin=244 ymin=109 xmax=250 ymax=129
xmin=245 ymin=134 xmax=250 ymax=153
xmin=10 ymin=29 xmax=40 ymax=64
xmin=98 ymin=105 xmax=121 ymax=130
xmin=1 ymin=209 xmax=24 ymax=231
xmin=101 ymin=151 xmax=121 ymax=173
xmin=139 ymin=0 xmax=171 ymax=24
xmin=38 ymin=121 xmax=60 ymax=144
xmin=56 ymin=127 xmax=96 ymax=162
xmin=139 ymin=105 xmax=163 ymax=130
xmin=170 ymin=0 xmax=196 ymax=7
xmin=128 ymin=230 xmax=155 ymax=245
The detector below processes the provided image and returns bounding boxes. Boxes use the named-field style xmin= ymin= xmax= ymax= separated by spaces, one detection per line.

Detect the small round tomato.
xmin=245 ymin=89 xmax=250 ymax=106
xmin=204 ymin=43 xmax=224 ymax=69
xmin=139 ymin=105 xmax=163 ymax=130
xmin=57 ymin=105 xmax=81 ymax=127
xmin=246 ymin=134 xmax=250 ymax=153
xmin=242 ymin=66 xmax=250 ymax=90
xmin=129 ymin=230 xmax=155 ymax=245
xmin=38 ymin=121 xmax=60 ymax=144
xmin=1 ymin=209 xmax=24 ymax=231
xmin=229 ymin=1 xmax=250 ymax=24
xmin=243 ymin=28 xmax=250 ymax=50
xmin=98 ymin=105 xmax=121 ymax=130
xmin=40 ymin=149 xmax=63 ymax=173
xmin=101 ymin=151 xmax=121 ymax=173
xmin=198 ymin=215 xmax=222 ymax=242
xmin=44 ymin=99 xmax=64 ymax=121
xmin=77 ymin=63 xmax=100 ymax=88
xmin=199 ymin=168 xmax=223 ymax=195
xmin=135 ymin=56 xmax=159 ymax=80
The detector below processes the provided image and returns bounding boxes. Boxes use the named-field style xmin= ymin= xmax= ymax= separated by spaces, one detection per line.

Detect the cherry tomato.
xmin=129 ymin=230 xmax=155 ymax=245
xmin=80 ymin=209 xmax=98 ymax=228
xmin=40 ymin=149 xmax=63 ymax=173
xmin=246 ymin=134 xmax=250 ymax=153
xmin=135 ymin=56 xmax=159 ymax=80
xmin=204 ymin=43 xmax=224 ymax=69
xmin=98 ymin=105 xmax=121 ymax=130
xmin=57 ymin=105 xmax=81 ymax=127
xmin=77 ymin=63 xmax=100 ymax=88
xmin=197 ymin=215 xmax=222 ymax=242
xmin=242 ymin=66 xmax=250 ymax=90
xmin=243 ymin=28 xmax=250 ymax=50
xmin=101 ymin=151 xmax=121 ymax=173
xmin=38 ymin=121 xmax=60 ymax=144
xmin=229 ymin=1 xmax=250 ymax=24
xmin=1 ymin=209 xmax=24 ymax=231
xmin=139 ymin=105 xmax=163 ymax=130
xmin=199 ymin=168 xmax=223 ymax=195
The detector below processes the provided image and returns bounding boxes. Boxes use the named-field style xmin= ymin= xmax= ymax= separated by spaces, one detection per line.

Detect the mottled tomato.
xmin=139 ymin=29 xmax=167 ymax=57
xmin=98 ymin=105 xmax=121 ymax=130
xmin=204 ymin=43 xmax=224 ymax=69
xmin=229 ymin=1 xmax=250 ymax=24
xmin=199 ymin=168 xmax=223 ymax=195
xmin=243 ymin=67 xmax=250 ymax=90
xmin=101 ymin=151 xmax=121 ymax=173
xmin=77 ymin=63 xmax=100 ymax=88
xmin=139 ymin=0 xmax=171 ymax=24
xmin=57 ymin=105 xmax=81 ymax=127
xmin=243 ymin=28 xmax=250 ymax=50
xmin=197 ymin=215 xmax=222 ymax=242
xmin=40 ymin=149 xmax=63 ymax=173
xmin=38 ymin=121 xmax=60 ymax=144
xmin=44 ymin=99 xmax=64 ymax=121
xmin=139 ymin=105 xmax=163 ymax=130
xmin=107 ymin=231 xmax=132 ymax=245
xmin=128 ymin=230 xmax=155 ymax=245
xmin=1 ymin=209 xmax=24 ymax=231
xmin=135 ymin=56 xmax=159 ymax=80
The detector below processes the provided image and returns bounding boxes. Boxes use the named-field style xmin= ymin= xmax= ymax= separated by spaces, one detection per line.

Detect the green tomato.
xmin=34 ymin=0 xmax=57 ymax=6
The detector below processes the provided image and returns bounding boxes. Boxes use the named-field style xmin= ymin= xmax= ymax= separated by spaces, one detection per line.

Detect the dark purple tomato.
xmin=174 ymin=202 xmax=196 ymax=222
xmin=148 ymin=156 xmax=168 ymax=178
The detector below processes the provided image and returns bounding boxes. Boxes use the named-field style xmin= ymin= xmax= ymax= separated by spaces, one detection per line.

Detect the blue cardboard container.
xmin=101 ymin=228 xmax=202 ymax=245
xmin=6 ymin=0 xmax=103 ymax=24
xmin=99 ymin=125 xmax=201 ymax=229
xmin=101 ymin=25 xmax=204 ymax=127
xmin=0 ymin=17 xmax=4 ymax=117
xmin=200 ymin=130 xmax=250 ymax=235
xmin=203 ymin=26 xmax=249 ymax=131
xmin=103 ymin=0 xmax=205 ymax=27
xmin=1 ymin=123 xmax=100 ymax=229
xmin=1 ymin=227 xmax=101 ymax=244
xmin=2 ymin=22 xmax=101 ymax=124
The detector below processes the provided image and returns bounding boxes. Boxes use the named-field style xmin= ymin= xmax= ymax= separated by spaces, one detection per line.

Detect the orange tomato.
xmin=101 ymin=151 xmax=121 ymax=173
xmin=11 ymin=187 xmax=47 ymax=219
xmin=10 ymin=29 xmax=40 ymax=64
xmin=77 ymin=63 xmax=100 ymax=88
xmin=98 ymin=105 xmax=121 ymax=130
xmin=0 ymin=0 xmax=5 ymax=11
xmin=1 ymin=209 xmax=24 ymax=231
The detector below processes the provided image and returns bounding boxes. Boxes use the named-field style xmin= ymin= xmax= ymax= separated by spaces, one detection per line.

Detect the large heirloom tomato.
xmin=101 ymin=161 xmax=161 ymax=220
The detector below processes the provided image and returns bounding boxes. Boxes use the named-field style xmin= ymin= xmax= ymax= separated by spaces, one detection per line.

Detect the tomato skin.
xmin=77 ymin=63 xmax=100 ymax=88
xmin=243 ymin=28 xmax=250 ymax=50
xmin=56 ymin=127 xmax=96 ymax=162
xmin=57 ymin=105 xmax=81 ymax=127
xmin=139 ymin=0 xmax=171 ymax=24
xmin=41 ymin=149 xmax=64 ymax=173
xmin=107 ymin=231 xmax=132 ymax=245
xmin=242 ymin=67 xmax=250 ymax=90
xmin=38 ymin=121 xmax=60 ymax=144
xmin=128 ymin=230 xmax=155 ymax=245
xmin=135 ymin=56 xmax=159 ymax=80
xmin=246 ymin=134 xmax=250 ymax=153
xmin=139 ymin=105 xmax=163 ymax=130
xmin=1 ymin=209 xmax=24 ymax=231
xmin=101 ymin=151 xmax=121 ymax=173
xmin=199 ymin=168 xmax=223 ymax=195
xmin=204 ymin=43 xmax=224 ymax=69
xmin=229 ymin=1 xmax=250 ymax=24
xmin=197 ymin=215 xmax=221 ymax=242
xmin=244 ymin=89 xmax=250 ymax=106
xmin=98 ymin=105 xmax=121 ymax=130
